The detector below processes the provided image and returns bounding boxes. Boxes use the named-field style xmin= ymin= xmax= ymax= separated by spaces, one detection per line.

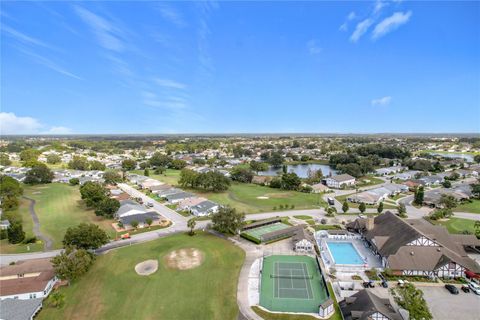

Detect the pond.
xmin=428 ymin=152 xmax=474 ymax=163
xmin=258 ymin=163 xmax=337 ymax=178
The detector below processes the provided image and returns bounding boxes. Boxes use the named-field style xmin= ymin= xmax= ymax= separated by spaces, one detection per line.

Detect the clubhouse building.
xmin=347 ymin=212 xmax=480 ymax=278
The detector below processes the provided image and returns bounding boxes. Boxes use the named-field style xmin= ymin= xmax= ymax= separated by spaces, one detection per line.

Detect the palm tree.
xmin=187 ymin=217 xmax=196 ymax=236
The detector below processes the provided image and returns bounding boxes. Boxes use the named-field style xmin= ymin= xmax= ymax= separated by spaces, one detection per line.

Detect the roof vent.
xmin=410 ymin=251 xmax=414 ymax=256
xmin=437 ymin=248 xmax=441 ymax=252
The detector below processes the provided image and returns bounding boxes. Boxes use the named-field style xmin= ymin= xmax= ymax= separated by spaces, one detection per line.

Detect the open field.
xmin=0 ymin=183 xmax=115 ymax=253
xmin=196 ymin=183 xmax=324 ymax=214
xmin=355 ymin=175 xmax=385 ymax=187
xmin=38 ymin=232 xmax=245 ymax=320
xmin=428 ymin=217 xmax=476 ymax=234
xmin=455 ymin=200 xmax=480 ymax=214
xmin=132 ymin=169 xmax=181 ymax=186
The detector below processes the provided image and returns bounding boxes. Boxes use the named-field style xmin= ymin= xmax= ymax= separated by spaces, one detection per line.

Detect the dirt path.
xmin=23 ymin=196 xmax=53 ymax=251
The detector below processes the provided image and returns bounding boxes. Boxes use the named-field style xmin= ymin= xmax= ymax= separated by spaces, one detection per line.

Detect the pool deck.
xmin=317 ymin=236 xmax=382 ymax=272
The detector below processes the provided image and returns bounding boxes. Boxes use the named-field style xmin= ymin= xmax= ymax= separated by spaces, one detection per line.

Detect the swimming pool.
xmin=326 ymin=242 xmax=364 ymax=265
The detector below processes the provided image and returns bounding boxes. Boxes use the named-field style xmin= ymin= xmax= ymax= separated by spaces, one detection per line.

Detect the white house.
xmin=325 ymin=174 xmax=356 ymax=189
xmin=0 ymin=258 xmax=58 ymax=300
xmin=292 ymin=228 xmax=315 ymax=253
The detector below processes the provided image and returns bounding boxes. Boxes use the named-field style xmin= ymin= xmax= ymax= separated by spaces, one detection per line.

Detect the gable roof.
xmin=0 ymin=298 xmax=42 ymax=320
xmin=329 ymin=174 xmax=355 ymax=182
xmin=340 ymin=290 xmax=402 ymax=320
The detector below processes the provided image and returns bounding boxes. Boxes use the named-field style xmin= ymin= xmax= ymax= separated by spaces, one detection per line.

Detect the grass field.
xmin=132 ymin=169 xmax=181 ymax=186
xmin=455 ymin=200 xmax=480 ymax=214
xmin=356 ymin=175 xmax=385 ymax=187
xmin=428 ymin=217 xmax=476 ymax=234
xmin=38 ymin=232 xmax=245 ymax=320
xmin=196 ymin=183 xmax=324 ymax=214
xmin=0 ymin=183 xmax=115 ymax=253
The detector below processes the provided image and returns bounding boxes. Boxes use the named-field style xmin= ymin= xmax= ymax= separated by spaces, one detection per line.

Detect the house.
xmin=190 ymin=200 xmax=220 ymax=217
xmin=375 ymin=166 xmax=405 ymax=176
xmin=347 ymin=212 xmax=480 ymax=278
xmin=419 ymin=175 xmax=443 ymax=186
xmin=119 ymin=211 xmax=161 ymax=228
xmin=311 ymin=183 xmax=330 ymax=193
xmin=339 ymin=290 xmax=404 ymax=320
xmin=0 ymin=219 xmax=11 ymax=230
xmin=177 ymin=197 xmax=208 ymax=212
xmin=156 ymin=188 xmax=184 ymax=198
xmin=164 ymin=192 xmax=195 ymax=204
xmin=0 ymin=298 xmax=43 ymax=320
xmin=348 ymin=188 xmax=388 ymax=205
xmin=138 ymin=178 xmax=163 ymax=190
xmin=292 ymin=227 xmax=315 ymax=253
xmin=423 ymin=184 xmax=472 ymax=207
xmin=325 ymin=174 xmax=356 ymax=189
xmin=393 ymin=170 xmax=420 ymax=181
xmin=0 ymin=258 xmax=58 ymax=300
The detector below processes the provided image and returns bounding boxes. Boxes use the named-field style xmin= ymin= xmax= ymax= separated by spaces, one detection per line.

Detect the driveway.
xmin=419 ymin=285 xmax=480 ymax=320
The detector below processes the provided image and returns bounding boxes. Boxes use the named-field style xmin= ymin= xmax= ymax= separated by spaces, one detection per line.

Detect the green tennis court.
xmin=243 ymin=222 xmax=290 ymax=242
xmin=260 ymin=255 xmax=329 ymax=313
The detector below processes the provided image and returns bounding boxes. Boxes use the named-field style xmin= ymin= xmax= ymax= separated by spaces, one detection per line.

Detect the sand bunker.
xmin=164 ymin=248 xmax=204 ymax=270
xmin=32 ymin=191 xmax=42 ymax=194
xmin=256 ymin=196 xmax=269 ymax=199
xmin=135 ymin=259 xmax=158 ymax=276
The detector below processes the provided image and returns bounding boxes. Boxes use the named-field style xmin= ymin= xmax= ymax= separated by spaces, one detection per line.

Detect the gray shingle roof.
xmin=0 ymin=298 xmax=42 ymax=320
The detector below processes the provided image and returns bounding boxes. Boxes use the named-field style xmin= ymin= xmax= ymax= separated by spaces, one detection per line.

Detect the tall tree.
xmin=51 ymin=247 xmax=95 ymax=284
xmin=414 ymin=186 xmax=424 ymax=205
xmin=0 ymin=175 xmax=23 ymax=210
xmin=63 ymin=223 xmax=109 ymax=250
xmin=187 ymin=217 xmax=196 ymax=236
xmin=94 ymin=198 xmax=120 ymax=218
xmin=121 ymin=159 xmax=137 ymax=171
xmin=0 ymin=153 xmax=12 ymax=166
xmin=211 ymin=206 xmax=245 ymax=234
xmin=359 ymin=202 xmax=366 ymax=214
xmin=342 ymin=200 xmax=349 ymax=213
xmin=377 ymin=201 xmax=384 ymax=214
xmin=7 ymin=221 xmax=25 ymax=244
xmin=24 ymin=163 xmax=54 ymax=184
xmin=391 ymin=284 xmax=433 ymax=320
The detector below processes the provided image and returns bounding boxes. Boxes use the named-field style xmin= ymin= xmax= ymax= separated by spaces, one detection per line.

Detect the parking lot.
xmin=420 ymin=285 xmax=480 ymax=320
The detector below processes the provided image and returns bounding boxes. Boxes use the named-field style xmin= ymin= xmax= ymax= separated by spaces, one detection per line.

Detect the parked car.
xmin=146 ymin=202 xmax=154 ymax=208
xmin=327 ymin=197 xmax=335 ymax=206
xmin=381 ymin=280 xmax=388 ymax=288
xmin=120 ymin=233 xmax=131 ymax=240
xmin=461 ymin=285 xmax=470 ymax=293
xmin=468 ymin=281 xmax=480 ymax=295
xmin=362 ymin=280 xmax=375 ymax=288
xmin=445 ymin=284 xmax=459 ymax=295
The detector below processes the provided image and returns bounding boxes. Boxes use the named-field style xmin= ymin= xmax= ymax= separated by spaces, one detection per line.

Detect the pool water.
xmin=326 ymin=242 xmax=364 ymax=265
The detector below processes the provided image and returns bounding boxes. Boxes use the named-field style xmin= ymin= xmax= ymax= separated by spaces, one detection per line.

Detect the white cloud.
xmin=307 ymin=39 xmax=322 ymax=55
xmin=141 ymin=91 xmax=187 ymax=110
xmin=371 ymin=96 xmax=392 ymax=106
xmin=348 ymin=11 xmax=356 ymax=20
xmin=18 ymin=48 xmax=82 ymax=80
xmin=74 ymin=6 xmax=125 ymax=52
xmin=154 ymin=78 xmax=187 ymax=90
xmin=373 ymin=0 xmax=387 ymax=14
xmin=1 ymin=24 xmax=56 ymax=50
xmin=372 ymin=11 xmax=412 ymax=40
xmin=0 ymin=112 xmax=72 ymax=135
xmin=350 ymin=19 xmax=373 ymax=43
xmin=157 ymin=3 xmax=186 ymax=28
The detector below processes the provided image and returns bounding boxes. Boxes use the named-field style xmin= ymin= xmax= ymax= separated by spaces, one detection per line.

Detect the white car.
xmin=468 ymin=281 xmax=480 ymax=295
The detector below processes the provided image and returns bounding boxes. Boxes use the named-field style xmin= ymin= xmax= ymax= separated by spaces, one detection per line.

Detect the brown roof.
xmin=340 ymin=290 xmax=402 ymax=320
xmin=0 ymin=258 xmax=56 ymax=297
xmin=349 ymin=212 xmax=480 ymax=273
xmin=330 ymin=174 xmax=355 ymax=182
xmin=0 ymin=258 xmax=53 ymax=277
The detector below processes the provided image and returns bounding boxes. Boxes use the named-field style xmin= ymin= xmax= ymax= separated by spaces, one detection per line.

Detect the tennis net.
xmin=270 ymin=274 xmax=313 ymax=280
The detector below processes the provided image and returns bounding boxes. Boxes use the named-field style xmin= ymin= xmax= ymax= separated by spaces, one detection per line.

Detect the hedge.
xmin=240 ymin=232 xmax=262 ymax=244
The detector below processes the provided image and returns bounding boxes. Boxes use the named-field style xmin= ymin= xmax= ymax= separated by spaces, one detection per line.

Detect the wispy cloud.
xmin=141 ymin=91 xmax=187 ymax=110
xmin=156 ymin=3 xmax=186 ymax=28
xmin=373 ymin=0 xmax=387 ymax=14
xmin=74 ymin=6 xmax=125 ymax=52
xmin=372 ymin=11 xmax=412 ymax=40
xmin=196 ymin=1 xmax=219 ymax=79
xmin=339 ymin=11 xmax=356 ymax=32
xmin=371 ymin=96 xmax=392 ymax=106
xmin=0 ymin=112 xmax=73 ymax=135
xmin=154 ymin=78 xmax=187 ymax=90
xmin=17 ymin=47 xmax=82 ymax=80
xmin=307 ymin=39 xmax=322 ymax=55
xmin=350 ymin=18 xmax=373 ymax=43
xmin=2 ymin=24 xmax=57 ymax=50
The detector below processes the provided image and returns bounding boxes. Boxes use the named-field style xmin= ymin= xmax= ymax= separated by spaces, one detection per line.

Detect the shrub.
xmin=69 ymin=178 xmax=79 ymax=186
xmin=240 ymin=232 xmax=261 ymax=244
xmin=23 ymin=236 xmax=37 ymax=244
xmin=320 ymin=218 xmax=327 ymax=225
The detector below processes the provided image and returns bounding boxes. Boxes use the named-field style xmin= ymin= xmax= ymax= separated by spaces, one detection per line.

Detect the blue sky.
xmin=1 ymin=1 xmax=479 ymax=134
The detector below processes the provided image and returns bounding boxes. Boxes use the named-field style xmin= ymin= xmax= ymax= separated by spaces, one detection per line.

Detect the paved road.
xmin=24 ymin=196 xmax=54 ymax=251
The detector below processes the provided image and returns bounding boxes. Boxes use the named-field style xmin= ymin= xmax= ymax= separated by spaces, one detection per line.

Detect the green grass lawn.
xmin=195 ymin=183 xmax=324 ymax=214
xmin=428 ymin=217 xmax=476 ymax=234
xmin=38 ymin=232 xmax=245 ymax=320
xmin=293 ymin=215 xmax=313 ymax=220
xmin=356 ymin=175 xmax=385 ymax=187
xmin=132 ymin=169 xmax=181 ymax=186
xmin=0 ymin=183 xmax=115 ymax=253
xmin=455 ymin=200 xmax=480 ymax=214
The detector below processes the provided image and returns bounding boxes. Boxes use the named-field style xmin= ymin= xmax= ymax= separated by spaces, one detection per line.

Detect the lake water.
xmin=258 ymin=163 xmax=337 ymax=178
xmin=428 ymin=152 xmax=474 ymax=163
